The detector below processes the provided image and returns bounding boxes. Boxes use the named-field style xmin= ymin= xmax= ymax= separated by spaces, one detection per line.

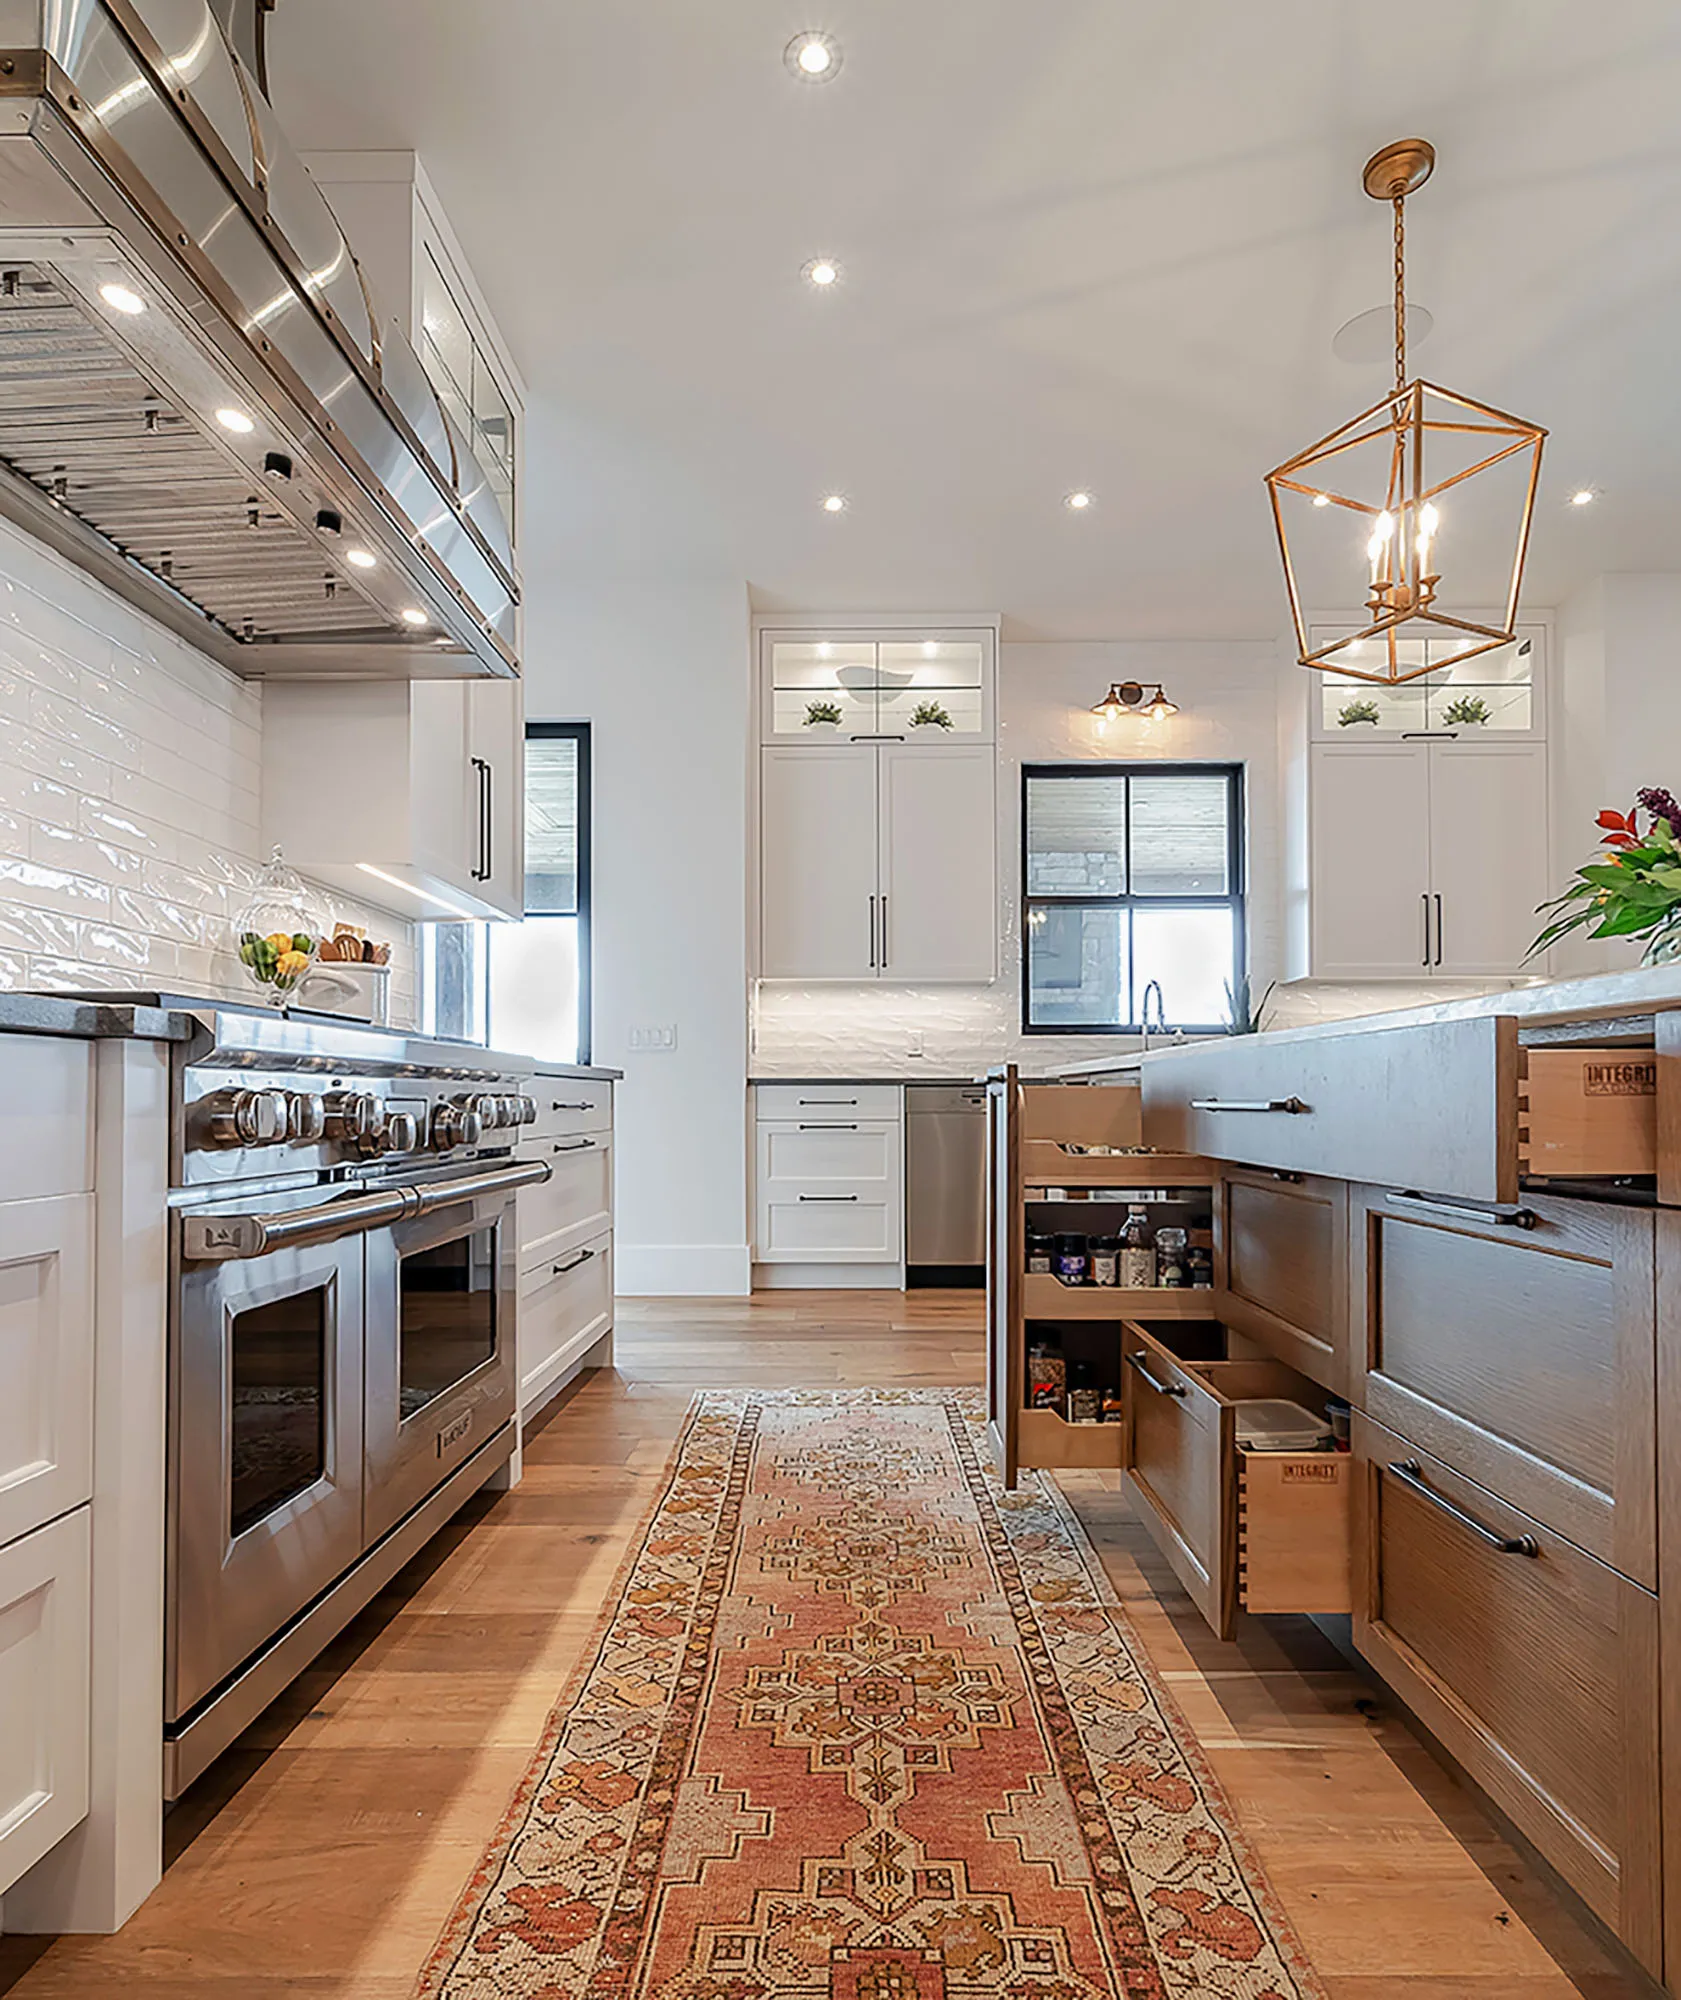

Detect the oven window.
xmin=230 ymin=1288 xmax=328 ymax=1539
xmin=399 ymin=1226 xmax=498 ymax=1420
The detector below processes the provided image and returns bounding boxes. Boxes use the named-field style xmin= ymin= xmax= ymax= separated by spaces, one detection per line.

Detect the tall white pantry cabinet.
xmin=756 ymin=627 xmax=998 ymax=985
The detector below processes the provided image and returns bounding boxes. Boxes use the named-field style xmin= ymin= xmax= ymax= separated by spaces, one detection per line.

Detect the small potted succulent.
xmin=1337 ymin=698 xmax=1381 ymax=727
xmin=909 ymin=699 xmax=954 ymax=733
xmin=803 ymin=698 xmax=843 ymax=731
xmin=1441 ymin=694 xmax=1492 ymax=727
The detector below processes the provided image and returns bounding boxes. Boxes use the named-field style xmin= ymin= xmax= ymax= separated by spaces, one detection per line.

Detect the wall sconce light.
xmin=1090 ymin=680 xmax=1179 ymax=725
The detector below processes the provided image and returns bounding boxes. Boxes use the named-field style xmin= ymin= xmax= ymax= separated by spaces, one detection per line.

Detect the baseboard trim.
xmin=615 ymin=1244 xmax=752 ymax=1297
xmin=752 ymin=1263 xmax=905 ymax=1290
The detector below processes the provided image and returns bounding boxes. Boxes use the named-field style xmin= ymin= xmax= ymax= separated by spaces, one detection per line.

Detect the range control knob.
xmin=382 ymin=1110 xmax=420 ymax=1155
xmin=285 ymin=1092 xmax=326 ymax=1144
xmin=515 ymin=1094 xmax=538 ymax=1125
xmin=431 ymin=1104 xmax=484 ymax=1151
xmin=206 ymin=1087 xmax=289 ymax=1147
xmin=323 ymin=1091 xmax=382 ymax=1145
xmin=490 ymin=1095 xmax=522 ymax=1129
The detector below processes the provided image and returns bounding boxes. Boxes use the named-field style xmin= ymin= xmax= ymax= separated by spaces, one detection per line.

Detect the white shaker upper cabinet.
xmin=877 ymin=745 xmax=997 ymax=984
xmin=1429 ymin=742 xmax=1550 ymax=977
xmin=1310 ymin=742 xmax=1432 ymax=978
xmin=761 ymin=746 xmax=880 ymax=980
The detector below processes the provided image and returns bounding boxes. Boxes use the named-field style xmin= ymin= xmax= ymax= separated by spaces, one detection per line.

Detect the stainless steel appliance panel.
xmin=906 ymin=1083 xmax=988 ymax=1275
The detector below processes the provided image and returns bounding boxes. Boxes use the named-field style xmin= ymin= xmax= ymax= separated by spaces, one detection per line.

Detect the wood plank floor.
xmin=0 ymin=1290 xmax=1660 ymax=1998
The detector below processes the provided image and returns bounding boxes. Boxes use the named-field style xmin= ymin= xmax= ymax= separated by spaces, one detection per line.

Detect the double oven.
xmin=161 ymin=1008 xmax=551 ymax=1795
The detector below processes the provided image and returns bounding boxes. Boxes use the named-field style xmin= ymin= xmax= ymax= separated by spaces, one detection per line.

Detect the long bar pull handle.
xmin=798 ymin=1193 xmax=859 ymax=1203
xmin=798 ymin=1098 xmax=858 ymax=1107
xmin=1422 ymin=893 xmax=1432 ymax=968
xmin=798 ymin=1122 xmax=859 ymax=1130
xmin=1433 ymin=892 xmax=1444 ymax=967
xmin=554 ymin=1137 xmax=597 ymax=1153
xmin=1125 ymin=1350 xmax=1187 ymax=1398
xmin=553 ymin=1247 xmax=597 ymax=1276
xmin=551 ymin=1100 xmax=595 ymax=1112
xmin=1387 ymin=1460 xmax=1540 ymax=1557
xmin=470 ymin=757 xmax=491 ymax=882
xmin=1385 ymin=1190 xmax=1539 ymax=1230
xmin=868 ymin=895 xmax=877 ymax=969
xmin=880 ymin=893 xmax=888 ymax=968
xmin=1190 ymin=1097 xmax=1311 ymax=1115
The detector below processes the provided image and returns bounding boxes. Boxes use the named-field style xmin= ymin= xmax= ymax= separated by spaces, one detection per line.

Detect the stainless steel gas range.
xmin=74 ymin=997 xmax=553 ymax=1797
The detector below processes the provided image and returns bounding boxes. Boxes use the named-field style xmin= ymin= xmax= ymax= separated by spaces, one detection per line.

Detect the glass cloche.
xmin=234 ymin=847 xmax=329 ymax=1005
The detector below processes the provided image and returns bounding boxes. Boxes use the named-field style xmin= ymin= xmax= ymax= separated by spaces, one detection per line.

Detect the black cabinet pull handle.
xmin=868 ymin=894 xmax=877 ymax=969
xmin=1125 ymin=1350 xmax=1187 ymax=1398
xmin=798 ymin=1193 xmax=859 ymax=1203
xmin=553 ymin=1247 xmax=596 ymax=1275
xmin=1387 ymin=1460 xmax=1539 ymax=1556
xmin=1433 ymin=891 xmax=1444 ymax=967
xmin=798 ymin=1122 xmax=859 ymax=1131
xmin=1386 ymin=1190 xmax=1538 ymax=1230
xmin=1190 ymin=1097 xmax=1310 ymax=1114
xmin=554 ymin=1138 xmax=596 ymax=1154
xmin=551 ymin=1101 xmax=594 ymax=1112
xmin=1422 ymin=892 xmax=1431 ymax=968
xmin=470 ymin=756 xmax=491 ymax=881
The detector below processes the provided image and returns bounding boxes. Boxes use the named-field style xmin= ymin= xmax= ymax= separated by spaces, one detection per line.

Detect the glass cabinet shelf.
xmin=1310 ymin=629 xmax=1542 ymax=740
xmin=763 ymin=633 xmax=994 ymax=741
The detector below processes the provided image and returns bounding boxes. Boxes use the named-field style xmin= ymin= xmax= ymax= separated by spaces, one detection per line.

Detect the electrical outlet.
xmin=906 ymin=1029 xmax=926 ymax=1058
xmin=628 ymin=1024 xmax=678 ymax=1053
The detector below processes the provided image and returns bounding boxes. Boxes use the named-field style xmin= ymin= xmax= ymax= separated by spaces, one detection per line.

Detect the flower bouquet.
xmin=1528 ymin=789 xmax=1681 ymax=965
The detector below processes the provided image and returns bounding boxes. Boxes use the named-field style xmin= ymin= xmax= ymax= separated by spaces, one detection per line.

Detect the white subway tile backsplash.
xmin=0 ymin=519 xmax=417 ymax=1019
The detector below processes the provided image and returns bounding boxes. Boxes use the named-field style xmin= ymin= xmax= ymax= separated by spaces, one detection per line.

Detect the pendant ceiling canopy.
xmin=1264 ymin=140 xmax=1547 ymax=685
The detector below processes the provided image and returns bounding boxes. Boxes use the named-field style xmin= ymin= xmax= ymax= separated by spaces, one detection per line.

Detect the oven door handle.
xmin=181 ymin=1160 xmax=554 ymax=1261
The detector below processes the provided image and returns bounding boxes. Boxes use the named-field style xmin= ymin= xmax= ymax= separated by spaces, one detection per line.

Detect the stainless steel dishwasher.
xmin=905 ymin=1083 xmax=989 ymax=1286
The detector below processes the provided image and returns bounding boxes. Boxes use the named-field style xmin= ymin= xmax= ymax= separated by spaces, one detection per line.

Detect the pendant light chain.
xmin=1392 ymin=192 xmax=1408 ymax=397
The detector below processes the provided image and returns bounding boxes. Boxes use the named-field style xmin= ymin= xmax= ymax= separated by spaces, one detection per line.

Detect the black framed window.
xmin=1022 ymin=763 xmax=1244 ymax=1034
xmin=422 ymin=723 xmax=592 ymax=1062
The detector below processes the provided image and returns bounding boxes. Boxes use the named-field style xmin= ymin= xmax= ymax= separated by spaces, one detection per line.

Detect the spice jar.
xmin=1187 ymin=1245 xmax=1214 ymax=1289
xmin=1027 ymin=1334 xmax=1067 ymax=1414
xmin=1089 ymin=1234 xmax=1119 ymax=1287
xmin=1067 ymin=1360 xmax=1102 ymax=1425
xmin=1119 ymin=1206 xmax=1156 ymax=1289
xmin=1025 ymin=1231 xmax=1054 ymax=1275
xmin=1155 ymin=1225 xmax=1188 ymax=1288
xmin=1055 ymin=1233 xmax=1089 ymax=1285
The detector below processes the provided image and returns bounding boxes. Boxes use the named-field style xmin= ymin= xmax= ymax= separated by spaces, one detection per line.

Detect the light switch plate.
xmin=628 ymin=1024 xmax=678 ymax=1052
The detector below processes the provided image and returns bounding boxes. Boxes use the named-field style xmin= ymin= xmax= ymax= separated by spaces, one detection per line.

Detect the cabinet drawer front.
xmin=519 ymin=1232 xmax=612 ymax=1412
xmin=529 ymin=1079 xmax=612 ymax=1143
xmin=519 ymin=1140 xmax=612 ymax=1272
xmin=0 ymin=1195 xmax=95 ymax=1551
xmin=758 ymin=1193 xmax=898 ymax=1262
xmin=1143 ymin=1016 xmax=1519 ymax=1202
xmin=0 ymin=1507 xmax=91 ymax=1897
xmin=759 ymin=1121 xmax=899 ymax=1188
xmin=1354 ymin=1417 xmax=1659 ymax=1964
xmin=1121 ymin=1327 xmax=1225 ymax=1632
xmin=1220 ymin=1170 xmax=1346 ymax=1393
xmin=1354 ymin=1190 xmax=1654 ymax=1586
xmin=0 ymin=1039 xmax=93 ymax=1203
xmin=756 ymin=1084 xmax=902 ymax=1122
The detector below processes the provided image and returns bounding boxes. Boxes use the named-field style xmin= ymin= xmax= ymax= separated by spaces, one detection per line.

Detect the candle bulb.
xmin=1367 ymin=511 xmax=1394 ymax=586
xmin=1416 ymin=501 xmax=1440 ymax=571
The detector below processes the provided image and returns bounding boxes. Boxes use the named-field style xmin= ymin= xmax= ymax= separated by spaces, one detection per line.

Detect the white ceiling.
xmin=270 ymin=0 xmax=1681 ymax=640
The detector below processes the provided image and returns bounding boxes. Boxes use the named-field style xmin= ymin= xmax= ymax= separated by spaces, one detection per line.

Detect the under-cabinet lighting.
xmin=400 ymin=607 xmax=429 ymax=626
xmin=99 ymin=282 xmax=145 ymax=315
xmin=346 ymin=547 xmax=377 ymax=569
xmin=215 ymin=407 xmax=255 ymax=435
xmin=356 ymin=862 xmax=479 ymax=918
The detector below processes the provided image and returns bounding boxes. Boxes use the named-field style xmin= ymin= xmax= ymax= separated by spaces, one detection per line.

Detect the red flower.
xmin=1597 ymin=808 xmax=1637 ymax=831
xmin=1598 ymin=806 xmax=1639 ymax=849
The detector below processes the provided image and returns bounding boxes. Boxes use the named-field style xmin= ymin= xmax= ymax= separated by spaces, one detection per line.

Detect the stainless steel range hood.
xmin=0 ymin=0 xmax=518 ymax=678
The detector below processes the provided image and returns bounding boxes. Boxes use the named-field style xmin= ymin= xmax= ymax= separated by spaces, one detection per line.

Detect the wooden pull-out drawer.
xmin=1351 ymin=1187 xmax=1655 ymax=1588
xmin=1122 ymin=1321 xmax=1350 ymax=1639
xmin=1218 ymin=1167 xmax=1347 ymax=1395
xmin=1520 ymin=1049 xmax=1656 ymax=1180
xmin=1353 ymin=1415 xmax=1660 ymax=1971
xmin=1141 ymin=1015 xmax=1520 ymax=1202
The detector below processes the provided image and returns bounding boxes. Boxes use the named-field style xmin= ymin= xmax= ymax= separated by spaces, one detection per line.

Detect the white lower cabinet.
xmin=753 ymin=1089 xmax=904 ymax=1269
xmin=516 ymin=1077 xmax=615 ymax=1422
xmin=0 ymin=1194 xmax=95 ymax=1553
xmin=519 ymin=1234 xmax=613 ymax=1417
xmin=0 ymin=1507 xmax=91 ymax=1896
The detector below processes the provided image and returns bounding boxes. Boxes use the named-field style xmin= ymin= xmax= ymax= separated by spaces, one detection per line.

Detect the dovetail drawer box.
xmin=1353 ymin=1414 xmax=1661 ymax=1972
xmin=1520 ymin=1049 xmax=1658 ymax=1179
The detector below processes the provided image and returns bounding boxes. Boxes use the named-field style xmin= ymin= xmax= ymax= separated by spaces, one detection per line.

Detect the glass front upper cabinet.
xmin=762 ymin=631 xmax=995 ymax=742
xmin=1309 ymin=626 xmax=1544 ymax=740
xmin=421 ymin=248 xmax=516 ymax=535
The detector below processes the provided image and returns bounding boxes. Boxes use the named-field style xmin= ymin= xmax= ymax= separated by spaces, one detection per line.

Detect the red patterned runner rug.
xmin=415 ymin=1390 xmax=1325 ymax=2000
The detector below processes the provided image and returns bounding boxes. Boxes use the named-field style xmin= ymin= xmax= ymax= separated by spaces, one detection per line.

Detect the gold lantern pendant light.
xmin=1265 ymin=140 xmax=1547 ymax=684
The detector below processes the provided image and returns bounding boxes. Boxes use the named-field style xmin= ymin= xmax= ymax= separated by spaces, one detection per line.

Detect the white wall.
xmin=1555 ymin=572 xmax=1681 ymax=977
xmin=0 ymin=518 xmax=413 ymax=1013
xmin=751 ymin=637 xmax=1287 ymax=1076
xmin=518 ymin=563 xmax=753 ymax=1296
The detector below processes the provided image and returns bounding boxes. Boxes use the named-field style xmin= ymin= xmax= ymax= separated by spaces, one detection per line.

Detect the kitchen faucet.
xmin=1140 ymin=979 xmax=1167 ymax=1059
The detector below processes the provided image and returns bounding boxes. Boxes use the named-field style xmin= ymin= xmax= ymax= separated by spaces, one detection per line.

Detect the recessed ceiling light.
xmin=215 ymin=407 xmax=255 ymax=435
xmin=400 ymin=606 xmax=429 ymax=626
xmin=1312 ymin=492 xmax=1332 ymax=508
xmin=99 ymin=281 xmax=145 ymax=316
xmin=1064 ymin=491 xmax=1093 ymax=511
xmin=345 ymin=547 xmax=377 ymax=569
xmin=822 ymin=493 xmax=847 ymax=514
xmin=802 ymin=257 xmax=841 ymax=288
xmin=785 ymin=30 xmax=841 ymax=79
xmin=1570 ymin=487 xmax=1597 ymax=506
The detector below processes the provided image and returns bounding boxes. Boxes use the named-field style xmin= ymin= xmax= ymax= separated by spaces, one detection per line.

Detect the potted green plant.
xmin=1529 ymin=790 xmax=1681 ymax=965
xmin=1337 ymin=698 xmax=1381 ymax=727
xmin=908 ymin=700 xmax=953 ymax=733
xmin=803 ymin=698 xmax=843 ymax=731
xmin=1441 ymin=694 xmax=1492 ymax=727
